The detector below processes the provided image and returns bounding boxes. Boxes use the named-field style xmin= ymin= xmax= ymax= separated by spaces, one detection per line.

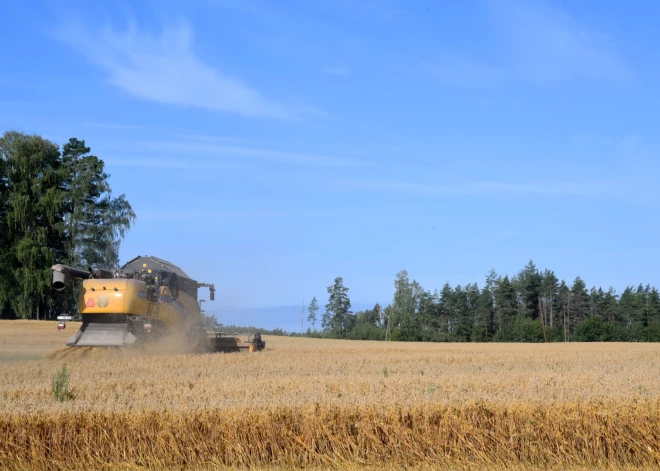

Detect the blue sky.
xmin=2 ymin=0 xmax=660 ymax=330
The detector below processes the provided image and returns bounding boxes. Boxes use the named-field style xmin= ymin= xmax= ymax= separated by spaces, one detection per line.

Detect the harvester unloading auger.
xmin=51 ymin=255 xmax=265 ymax=353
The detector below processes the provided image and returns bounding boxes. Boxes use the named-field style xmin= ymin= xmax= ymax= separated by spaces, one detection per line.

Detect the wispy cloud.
xmin=430 ymin=0 xmax=631 ymax=86
xmin=52 ymin=19 xmax=317 ymax=119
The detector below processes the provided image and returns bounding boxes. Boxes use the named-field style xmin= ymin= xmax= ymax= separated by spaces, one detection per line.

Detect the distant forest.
xmin=293 ymin=262 xmax=660 ymax=342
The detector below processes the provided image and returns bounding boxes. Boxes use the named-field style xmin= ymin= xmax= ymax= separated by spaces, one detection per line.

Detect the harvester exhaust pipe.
xmin=51 ymin=264 xmax=94 ymax=290
xmin=52 ymin=265 xmax=70 ymax=291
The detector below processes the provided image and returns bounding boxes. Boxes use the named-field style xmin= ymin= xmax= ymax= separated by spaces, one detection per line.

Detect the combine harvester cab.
xmin=51 ymin=256 xmax=265 ymax=353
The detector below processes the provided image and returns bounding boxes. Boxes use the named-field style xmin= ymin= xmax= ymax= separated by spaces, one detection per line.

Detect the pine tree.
xmin=648 ymin=288 xmax=660 ymax=325
xmin=485 ymin=269 xmax=498 ymax=293
xmin=634 ymin=284 xmax=649 ymax=327
xmin=568 ymin=277 xmax=589 ymax=335
xmin=618 ymin=287 xmax=636 ymax=329
xmin=416 ymin=291 xmax=438 ymax=340
xmin=438 ymin=283 xmax=453 ymax=335
xmin=307 ymin=296 xmax=319 ymax=331
xmin=540 ymin=269 xmax=559 ymax=328
xmin=589 ymin=287 xmax=604 ymax=318
xmin=475 ymin=285 xmax=495 ymax=341
xmin=60 ymin=138 xmax=135 ymax=268
xmin=494 ymin=276 xmax=516 ymax=334
xmin=602 ymin=288 xmax=619 ymax=323
xmin=516 ymin=260 xmax=542 ymax=319
xmin=459 ymin=283 xmax=479 ymax=342
xmin=451 ymin=285 xmax=467 ymax=341
xmin=324 ymin=277 xmax=352 ymax=338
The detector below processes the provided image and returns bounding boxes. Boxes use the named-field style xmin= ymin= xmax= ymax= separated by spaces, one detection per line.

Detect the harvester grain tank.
xmin=51 ymin=255 xmax=265 ymax=352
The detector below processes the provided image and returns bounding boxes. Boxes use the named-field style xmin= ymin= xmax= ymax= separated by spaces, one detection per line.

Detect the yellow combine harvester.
xmin=51 ymin=255 xmax=265 ymax=353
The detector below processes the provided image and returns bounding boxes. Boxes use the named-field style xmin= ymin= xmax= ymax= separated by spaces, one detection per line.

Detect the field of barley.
xmin=1 ymin=319 xmax=660 ymax=470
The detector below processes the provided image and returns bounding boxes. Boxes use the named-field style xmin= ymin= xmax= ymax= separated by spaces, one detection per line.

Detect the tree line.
xmin=305 ymin=262 xmax=660 ymax=342
xmin=0 ymin=130 xmax=135 ymax=319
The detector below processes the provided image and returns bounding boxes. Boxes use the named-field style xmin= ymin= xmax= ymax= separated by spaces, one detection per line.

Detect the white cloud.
xmin=53 ymin=19 xmax=314 ymax=119
xmin=430 ymin=0 xmax=631 ymax=86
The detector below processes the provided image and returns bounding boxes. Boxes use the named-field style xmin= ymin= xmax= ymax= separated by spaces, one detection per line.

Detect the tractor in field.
xmin=51 ymin=255 xmax=265 ymax=353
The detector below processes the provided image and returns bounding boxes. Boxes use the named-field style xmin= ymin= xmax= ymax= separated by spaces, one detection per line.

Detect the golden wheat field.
xmin=1 ymin=320 xmax=660 ymax=470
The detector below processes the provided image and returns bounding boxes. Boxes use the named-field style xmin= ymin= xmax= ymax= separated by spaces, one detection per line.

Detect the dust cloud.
xmin=47 ymin=329 xmax=212 ymax=362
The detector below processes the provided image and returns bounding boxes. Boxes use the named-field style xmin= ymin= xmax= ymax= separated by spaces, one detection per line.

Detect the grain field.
xmin=1 ymin=320 xmax=659 ymax=470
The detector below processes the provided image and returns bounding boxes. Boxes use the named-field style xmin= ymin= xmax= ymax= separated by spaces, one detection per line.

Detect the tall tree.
xmin=589 ymin=287 xmax=604 ymax=318
xmin=516 ymin=260 xmax=542 ymax=319
xmin=540 ymin=269 xmax=559 ymax=329
xmin=391 ymin=270 xmax=416 ymax=329
xmin=558 ymin=280 xmax=570 ymax=340
xmin=389 ymin=270 xmax=426 ymax=340
xmin=618 ymin=287 xmax=636 ymax=329
xmin=474 ymin=284 xmax=495 ymax=341
xmin=60 ymin=138 xmax=135 ymax=268
xmin=648 ymin=288 xmax=660 ymax=325
xmin=494 ymin=276 xmax=516 ymax=334
xmin=0 ymin=136 xmax=10 ymax=315
xmin=438 ymin=283 xmax=454 ymax=335
xmin=485 ymin=269 xmax=498 ymax=293
xmin=458 ymin=283 xmax=479 ymax=342
xmin=634 ymin=284 xmax=649 ymax=327
xmin=324 ymin=277 xmax=352 ymax=338
xmin=307 ymin=296 xmax=319 ymax=331
xmin=418 ymin=291 xmax=440 ymax=339
xmin=0 ymin=131 xmax=66 ymax=318
xmin=568 ymin=277 xmax=589 ymax=338
xmin=602 ymin=287 xmax=619 ymax=323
